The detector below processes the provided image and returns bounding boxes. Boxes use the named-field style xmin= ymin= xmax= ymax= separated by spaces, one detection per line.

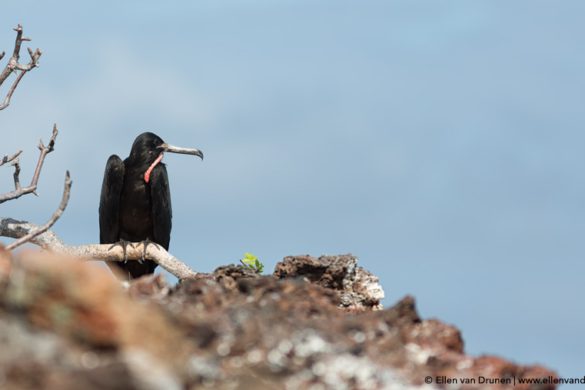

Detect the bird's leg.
xmin=108 ymin=240 xmax=135 ymax=263
xmin=139 ymin=239 xmax=161 ymax=263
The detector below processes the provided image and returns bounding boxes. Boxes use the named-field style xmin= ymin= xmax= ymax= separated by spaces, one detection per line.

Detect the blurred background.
xmin=1 ymin=0 xmax=583 ymax=380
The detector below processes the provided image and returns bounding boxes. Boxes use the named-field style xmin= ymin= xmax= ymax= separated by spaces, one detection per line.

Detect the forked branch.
xmin=0 ymin=150 xmax=22 ymax=167
xmin=0 ymin=24 xmax=42 ymax=110
xmin=0 ymin=218 xmax=198 ymax=279
xmin=0 ymin=124 xmax=58 ymax=204
xmin=5 ymin=171 xmax=72 ymax=250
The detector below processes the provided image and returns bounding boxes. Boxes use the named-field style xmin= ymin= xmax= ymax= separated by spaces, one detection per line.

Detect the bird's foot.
xmin=139 ymin=239 xmax=161 ymax=263
xmin=108 ymin=240 xmax=135 ymax=263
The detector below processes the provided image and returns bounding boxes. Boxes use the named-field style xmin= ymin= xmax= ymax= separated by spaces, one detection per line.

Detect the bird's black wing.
xmin=99 ymin=155 xmax=125 ymax=244
xmin=150 ymin=163 xmax=172 ymax=250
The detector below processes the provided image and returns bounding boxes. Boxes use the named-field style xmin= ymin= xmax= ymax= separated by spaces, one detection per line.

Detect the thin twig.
xmin=0 ymin=70 xmax=27 ymax=110
xmin=0 ymin=124 xmax=58 ymax=204
xmin=0 ymin=217 xmax=198 ymax=279
xmin=5 ymin=171 xmax=71 ymax=250
xmin=0 ymin=24 xmax=42 ymax=111
xmin=13 ymin=158 xmax=21 ymax=191
xmin=0 ymin=150 xmax=22 ymax=167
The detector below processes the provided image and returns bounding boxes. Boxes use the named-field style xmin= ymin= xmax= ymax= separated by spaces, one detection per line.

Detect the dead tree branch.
xmin=0 ymin=124 xmax=58 ymax=204
xmin=0 ymin=150 xmax=22 ymax=167
xmin=0 ymin=24 xmax=42 ymax=111
xmin=0 ymin=218 xmax=198 ymax=279
xmin=5 ymin=171 xmax=71 ymax=250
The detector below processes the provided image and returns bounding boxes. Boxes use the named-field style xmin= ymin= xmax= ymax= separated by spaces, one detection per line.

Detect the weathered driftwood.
xmin=0 ymin=218 xmax=198 ymax=279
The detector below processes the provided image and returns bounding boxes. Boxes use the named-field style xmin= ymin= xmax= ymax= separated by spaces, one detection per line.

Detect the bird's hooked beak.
xmin=144 ymin=143 xmax=203 ymax=184
xmin=158 ymin=143 xmax=204 ymax=160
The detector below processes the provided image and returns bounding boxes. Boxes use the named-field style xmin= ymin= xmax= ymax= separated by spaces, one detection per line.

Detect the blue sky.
xmin=1 ymin=0 xmax=584 ymax=380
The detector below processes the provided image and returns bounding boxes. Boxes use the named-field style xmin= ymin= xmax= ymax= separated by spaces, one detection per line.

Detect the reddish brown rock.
xmin=0 ymin=251 xmax=191 ymax=389
xmin=0 ymin=243 xmax=11 ymax=285
xmin=0 ymin=251 xmax=557 ymax=389
xmin=127 ymin=273 xmax=170 ymax=300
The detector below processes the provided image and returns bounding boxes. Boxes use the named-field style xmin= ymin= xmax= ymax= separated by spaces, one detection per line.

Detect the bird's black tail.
xmin=108 ymin=260 xmax=158 ymax=280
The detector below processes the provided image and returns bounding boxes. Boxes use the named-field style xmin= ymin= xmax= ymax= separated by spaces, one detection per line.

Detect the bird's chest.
xmin=119 ymin=171 xmax=153 ymax=238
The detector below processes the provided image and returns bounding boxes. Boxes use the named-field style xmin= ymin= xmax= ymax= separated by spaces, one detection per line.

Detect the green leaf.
xmin=241 ymin=252 xmax=257 ymax=265
xmin=240 ymin=252 xmax=264 ymax=273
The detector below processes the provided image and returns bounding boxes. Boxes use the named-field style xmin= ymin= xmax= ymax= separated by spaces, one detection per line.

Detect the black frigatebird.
xmin=99 ymin=132 xmax=203 ymax=280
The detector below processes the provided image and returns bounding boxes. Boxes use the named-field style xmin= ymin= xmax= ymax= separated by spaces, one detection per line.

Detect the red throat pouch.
xmin=144 ymin=153 xmax=164 ymax=183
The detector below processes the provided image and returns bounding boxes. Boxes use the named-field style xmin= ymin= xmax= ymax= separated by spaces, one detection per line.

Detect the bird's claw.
xmin=108 ymin=240 xmax=135 ymax=263
xmin=139 ymin=239 xmax=161 ymax=263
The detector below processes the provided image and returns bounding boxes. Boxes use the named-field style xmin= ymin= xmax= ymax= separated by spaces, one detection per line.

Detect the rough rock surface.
xmin=274 ymin=254 xmax=385 ymax=310
xmin=0 ymin=251 xmax=556 ymax=389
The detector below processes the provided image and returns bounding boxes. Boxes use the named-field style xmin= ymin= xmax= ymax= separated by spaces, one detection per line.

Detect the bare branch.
xmin=0 ymin=124 xmax=58 ymax=204
xmin=5 ymin=171 xmax=71 ymax=251
xmin=0 ymin=218 xmax=63 ymax=249
xmin=0 ymin=218 xmax=198 ymax=279
xmin=75 ymin=243 xmax=198 ymax=280
xmin=0 ymin=150 xmax=22 ymax=167
xmin=0 ymin=24 xmax=42 ymax=111
xmin=11 ymin=25 xmax=25 ymax=59
xmin=0 ymin=70 xmax=27 ymax=110
xmin=13 ymin=158 xmax=21 ymax=191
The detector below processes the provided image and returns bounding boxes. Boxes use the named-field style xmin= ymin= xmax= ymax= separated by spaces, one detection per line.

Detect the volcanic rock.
xmin=0 ymin=251 xmax=556 ymax=389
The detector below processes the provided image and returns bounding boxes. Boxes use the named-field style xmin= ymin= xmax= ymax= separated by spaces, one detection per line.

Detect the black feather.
xmin=150 ymin=164 xmax=172 ymax=250
xmin=99 ymin=155 xmax=124 ymax=244
xmin=99 ymin=133 xmax=171 ymax=279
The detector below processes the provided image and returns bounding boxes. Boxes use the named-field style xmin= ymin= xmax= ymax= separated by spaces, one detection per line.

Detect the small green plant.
xmin=240 ymin=252 xmax=264 ymax=274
